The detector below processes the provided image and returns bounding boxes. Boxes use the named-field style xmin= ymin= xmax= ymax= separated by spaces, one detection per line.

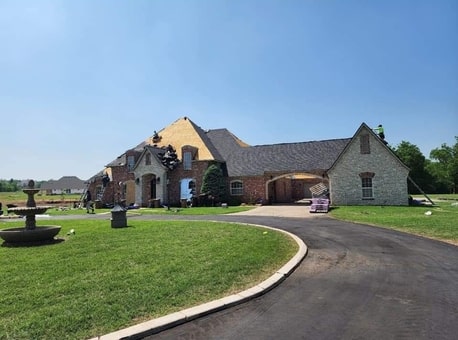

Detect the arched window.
xmin=230 ymin=181 xmax=243 ymax=196
xmin=180 ymin=178 xmax=195 ymax=200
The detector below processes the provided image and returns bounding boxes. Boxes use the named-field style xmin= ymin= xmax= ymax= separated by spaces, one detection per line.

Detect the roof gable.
xmin=328 ymin=123 xmax=410 ymax=173
xmin=144 ymin=117 xmax=223 ymax=161
xmin=132 ymin=146 xmax=168 ymax=172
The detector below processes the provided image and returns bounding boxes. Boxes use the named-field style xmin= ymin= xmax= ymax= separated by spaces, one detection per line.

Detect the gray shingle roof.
xmin=187 ymin=120 xmax=225 ymax=161
xmin=221 ymin=138 xmax=351 ymax=177
xmin=41 ymin=176 xmax=86 ymax=190
xmin=206 ymin=128 xmax=250 ymax=160
xmin=98 ymin=120 xmax=352 ymax=179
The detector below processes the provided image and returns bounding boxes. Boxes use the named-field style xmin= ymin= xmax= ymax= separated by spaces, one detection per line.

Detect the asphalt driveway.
xmin=136 ymin=208 xmax=458 ymax=340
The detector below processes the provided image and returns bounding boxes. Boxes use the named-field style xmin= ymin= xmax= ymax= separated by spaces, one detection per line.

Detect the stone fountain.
xmin=0 ymin=180 xmax=61 ymax=245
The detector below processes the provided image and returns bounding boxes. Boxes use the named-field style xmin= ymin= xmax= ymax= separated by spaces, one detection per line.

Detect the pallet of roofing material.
xmin=309 ymin=182 xmax=329 ymax=198
xmin=309 ymin=197 xmax=330 ymax=213
xmin=309 ymin=183 xmax=330 ymax=213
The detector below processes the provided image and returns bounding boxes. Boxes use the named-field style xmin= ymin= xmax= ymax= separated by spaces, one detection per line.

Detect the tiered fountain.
xmin=0 ymin=180 xmax=61 ymax=245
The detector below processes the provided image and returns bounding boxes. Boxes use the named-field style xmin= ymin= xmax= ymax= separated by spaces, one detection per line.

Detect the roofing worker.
xmin=374 ymin=124 xmax=385 ymax=140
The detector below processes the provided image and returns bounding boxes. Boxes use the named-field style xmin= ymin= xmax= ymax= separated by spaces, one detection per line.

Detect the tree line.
xmin=393 ymin=136 xmax=458 ymax=194
xmin=0 ymin=179 xmax=45 ymax=192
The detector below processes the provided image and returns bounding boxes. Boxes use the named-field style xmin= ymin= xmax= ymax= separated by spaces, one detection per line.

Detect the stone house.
xmin=86 ymin=117 xmax=409 ymax=207
xmin=328 ymin=124 xmax=409 ymax=205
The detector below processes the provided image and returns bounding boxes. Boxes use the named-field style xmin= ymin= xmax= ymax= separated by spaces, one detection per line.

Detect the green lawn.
xmin=0 ymin=219 xmax=297 ymax=339
xmin=40 ymin=205 xmax=255 ymax=216
xmin=330 ymin=201 xmax=458 ymax=244
xmin=0 ymin=190 xmax=255 ymax=216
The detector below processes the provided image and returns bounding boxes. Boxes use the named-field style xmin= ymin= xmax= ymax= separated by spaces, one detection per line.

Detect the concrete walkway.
xmin=231 ymin=204 xmax=325 ymax=218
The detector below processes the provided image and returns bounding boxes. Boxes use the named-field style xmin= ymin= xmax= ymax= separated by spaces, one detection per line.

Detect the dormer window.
xmin=127 ymin=155 xmax=135 ymax=172
xmin=182 ymin=145 xmax=198 ymax=170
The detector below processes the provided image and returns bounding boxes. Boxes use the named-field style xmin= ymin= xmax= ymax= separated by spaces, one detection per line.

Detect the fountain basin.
xmin=0 ymin=226 xmax=61 ymax=244
xmin=8 ymin=206 xmax=53 ymax=215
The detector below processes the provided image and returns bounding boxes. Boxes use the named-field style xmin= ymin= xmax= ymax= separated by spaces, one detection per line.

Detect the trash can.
xmin=111 ymin=204 xmax=127 ymax=228
xmin=153 ymin=198 xmax=161 ymax=208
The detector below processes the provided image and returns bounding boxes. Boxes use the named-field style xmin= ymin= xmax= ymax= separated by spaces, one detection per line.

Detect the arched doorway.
xmin=266 ymin=173 xmax=327 ymax=204
xmin=141 ymin=173 xmax=159 ymax=206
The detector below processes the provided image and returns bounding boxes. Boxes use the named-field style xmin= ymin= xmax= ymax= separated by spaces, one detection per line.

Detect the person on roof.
xmin=374 ymin=124 xmax=385 ymax=140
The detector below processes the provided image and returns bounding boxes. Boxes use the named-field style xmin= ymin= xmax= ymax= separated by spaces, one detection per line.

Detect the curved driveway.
xmin=134 ymin=206 xmax=458 ymax=340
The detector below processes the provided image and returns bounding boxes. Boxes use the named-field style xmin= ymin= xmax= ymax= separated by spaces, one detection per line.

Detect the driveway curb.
xmin=90 ymin=223 xmax=307 ymax=340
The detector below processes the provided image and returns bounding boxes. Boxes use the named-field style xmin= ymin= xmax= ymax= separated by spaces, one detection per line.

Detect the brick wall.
xmin=167 ymin=161 xmax=213 ymax=206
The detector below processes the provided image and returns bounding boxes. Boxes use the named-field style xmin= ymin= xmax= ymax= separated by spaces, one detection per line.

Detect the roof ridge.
xmin=251 ymin=137 xmax=352 ymax=148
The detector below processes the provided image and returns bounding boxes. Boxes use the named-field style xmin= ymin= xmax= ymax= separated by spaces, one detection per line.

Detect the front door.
xmin=150 ymin=177 xmax=157 ymax=199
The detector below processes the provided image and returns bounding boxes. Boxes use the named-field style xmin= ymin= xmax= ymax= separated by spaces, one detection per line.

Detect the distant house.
xmin=86 ymin=117 xmax=410 ymax=207
xmin=40 ymin=176 xmax=86 ymax=195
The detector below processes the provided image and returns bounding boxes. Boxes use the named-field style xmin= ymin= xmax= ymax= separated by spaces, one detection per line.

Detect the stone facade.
xmin=328 ymin=126 xmax=409 ymax=205
xmin=133 ymin=150 xmax=167 ymax=207
xmin=131 ymin=145 xmax=222 ymax=206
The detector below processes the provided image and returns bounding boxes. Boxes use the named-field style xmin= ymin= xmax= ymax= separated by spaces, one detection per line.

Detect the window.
xmin=361 ymin=177 xmax=374 ymax=199
xmin=230 ymin=181 xmax=243 ymax=196
xmin=180 ymin=178 xmax=195 ymax=199
xmin=360 ymin=134 xmax=370 ymax=154
xmin=183 ymin=152 xmax=192 ymax=170
xmin=127 ymin=155 xmax=135 ymax=171
xmin=145 ymin=153 xmax=151 ymax=165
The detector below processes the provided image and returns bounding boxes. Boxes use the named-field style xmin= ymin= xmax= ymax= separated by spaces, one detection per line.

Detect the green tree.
xmin=0 ymin=179 xmax=19 ymax=192
xmin=201 ymin=163 xmax=228 ymax=204
xmin=393 ymin=141 xmax=434 ymax=193
xmin=428 ymin=137 xmax=458 ymax=193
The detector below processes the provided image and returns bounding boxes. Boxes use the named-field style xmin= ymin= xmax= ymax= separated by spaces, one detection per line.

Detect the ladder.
xmin=408 ymin=176 xmax=434 ymax=205
xmin=77 ymin=185 xmax=88 ymax=208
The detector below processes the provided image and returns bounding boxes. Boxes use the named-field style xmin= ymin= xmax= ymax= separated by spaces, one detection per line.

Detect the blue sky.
xmin=1 ymin=0 xmax=457 ymax=181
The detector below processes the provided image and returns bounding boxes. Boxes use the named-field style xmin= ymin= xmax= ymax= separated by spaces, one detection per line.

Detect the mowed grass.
xmin=41 ymin=205 xmax=255 ymax=216
xmin=0 ymin=190 xmax=255 ymax=216
xmin=330 ymin=200 xmax=458 ymax=244
xmin=0 ymin=219 xmax=297 ymax=339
